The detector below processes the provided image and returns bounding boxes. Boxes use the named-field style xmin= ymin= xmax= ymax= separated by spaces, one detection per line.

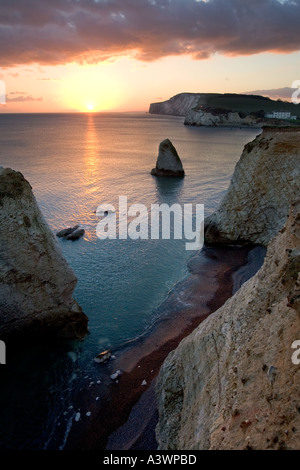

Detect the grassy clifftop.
xmin=149 ymin=92 xmax=300 ymax=118
xmin=197 ymin=93 xmax=300 ymax=116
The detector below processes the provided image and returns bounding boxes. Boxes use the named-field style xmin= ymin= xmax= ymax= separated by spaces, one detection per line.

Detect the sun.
xmin=60 ymin=65 xmax=123 ymax=113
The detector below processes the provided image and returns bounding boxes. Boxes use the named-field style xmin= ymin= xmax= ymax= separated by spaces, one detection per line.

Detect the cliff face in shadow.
xmin=0 ymin=168 xmax=88 ymax=342
xmin=205 ymin=128 xmax=300 ymax=246
xmin=156 ymin=199 xmax=300 ymax=450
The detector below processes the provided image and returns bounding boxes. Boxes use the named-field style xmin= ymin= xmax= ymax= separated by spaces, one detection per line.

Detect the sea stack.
xmin=0 ymin=168 xmax=88 ymax=342
xmin=151 ymin=139 xmax=185 ymax=177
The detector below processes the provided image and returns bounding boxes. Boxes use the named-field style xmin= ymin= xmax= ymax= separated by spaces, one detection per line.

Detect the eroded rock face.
xmin=205 ymin=128 xmax=300 ymax=245
xmin=151 ymin=139 xmax=185 ymax=177
xmin=184 ymin=109 xmax=260 ymax=127
xmin=156 ymin=199 xmax=300 ymax=450
xmin=149 ymin=93 xmax=201 ymax=116
xmin=0 ymin=168 xmax=88 ymax=341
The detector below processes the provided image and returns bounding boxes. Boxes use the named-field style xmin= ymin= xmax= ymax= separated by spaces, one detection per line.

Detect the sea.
xmin=0 ymin=112 xmax=261 ymax=449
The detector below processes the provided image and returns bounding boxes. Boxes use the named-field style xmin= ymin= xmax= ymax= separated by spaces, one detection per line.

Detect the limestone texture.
xmin=205 ymin=128 xmax=300 ymax=246
xmin=149 ymin=93 xmax=201 ymax=116
xmin=0 ymin=168 xmax=88 ymax=341
xmin=156 ymin=199 xmax=300 ymax=450
xmin=151 ymin=139 xmax=185 ymax=177
xmin=184 ymin=108 xmax=260 ymax=127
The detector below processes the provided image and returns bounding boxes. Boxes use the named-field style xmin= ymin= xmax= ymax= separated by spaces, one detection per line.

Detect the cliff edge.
xmin=149 ymin=93 xmax=201 ymax=116
xmin=0 ymin=168 xmax=88 ymax=342
xmin=156 ymin=198 xmax=300 ymax=450
xmin=149 ymin=92 xmax=300 ymax=122
xmin=205 ymin=127 xmax=300 ymax=246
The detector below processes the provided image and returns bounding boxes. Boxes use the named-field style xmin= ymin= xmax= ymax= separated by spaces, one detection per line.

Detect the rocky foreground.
xmin=155 ymin=128 xmax=300 ymax=450
xmin=0 ymin=168 xmax=88 ymax=342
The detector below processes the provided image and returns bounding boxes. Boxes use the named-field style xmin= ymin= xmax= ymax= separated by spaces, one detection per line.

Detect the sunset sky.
xmin=0 ymin=0 xmax=300 ymax=113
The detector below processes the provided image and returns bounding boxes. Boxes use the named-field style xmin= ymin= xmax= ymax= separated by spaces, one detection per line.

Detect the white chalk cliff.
xmin=205 ymin=128 xmax=300 ymax=245
xmin=156 ymin=198 xmax=300 ymax=450
xmin=155 ymin=128 xmax=300 ymax=450
xmin=184 ymin=108 xmax=260 ymax=127
xmin=0 ymin=168 xmax=88 ymax=341
xmin=149 ymin=93 xmax=201 ymax=116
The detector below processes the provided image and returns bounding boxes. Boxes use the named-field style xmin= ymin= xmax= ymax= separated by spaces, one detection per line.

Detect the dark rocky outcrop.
xmin=66 ymin=228 xmax=85 ymax=241
xmin=0 ymin=168 xmax=88 ymax=342
xmin=151 ymin=139 xmax=185 ymax=177
xmin=56 ymin=225 xmax=79 ymax=237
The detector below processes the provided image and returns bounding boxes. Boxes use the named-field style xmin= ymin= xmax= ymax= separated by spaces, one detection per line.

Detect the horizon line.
xmin=0 ymin=109 xmax=149 ymax=115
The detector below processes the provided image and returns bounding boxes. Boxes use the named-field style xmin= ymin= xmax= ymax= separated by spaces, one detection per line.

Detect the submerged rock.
xmin=66 ymin=228 xmax=85 ymax=241
xmin=151 ymin=139 xmax=185 ymax=177
xmin=0 ymin=168 xmax=88 ymax=341
xmin=56 ymin=225 xmax=85 ymax=241
xmin=56 ymin=225 xmax=79 ymax=238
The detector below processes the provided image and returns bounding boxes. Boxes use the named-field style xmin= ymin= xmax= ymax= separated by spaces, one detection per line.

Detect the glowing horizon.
xmin=0 ymin=0 xmax=300 ymax=113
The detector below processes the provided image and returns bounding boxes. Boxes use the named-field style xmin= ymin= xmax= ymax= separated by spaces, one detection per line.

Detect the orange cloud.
xmin=6 ymin=92 xmax=43 ymax=102
xmin=0 ymin=0 xmax=299 ymax=68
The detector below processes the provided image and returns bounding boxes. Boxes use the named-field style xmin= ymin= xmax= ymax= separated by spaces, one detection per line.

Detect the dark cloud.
xmin=6 ymin=92 xmax=43 ymax=102
xmin=244 ymin=86 xmax=299 ymax=101
xmin=0 ymin=0 xmax=299 ymax=67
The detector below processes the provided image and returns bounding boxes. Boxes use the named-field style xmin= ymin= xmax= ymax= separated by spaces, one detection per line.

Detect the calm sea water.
xmin=0 ymin=112 xmax=260 ymax=449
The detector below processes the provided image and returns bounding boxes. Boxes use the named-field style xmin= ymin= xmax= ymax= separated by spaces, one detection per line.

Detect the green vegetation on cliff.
xmin=149 ymin=92 xmax=300 ymax=119
xmin=196 ymin=93 xmax=300 ymax=117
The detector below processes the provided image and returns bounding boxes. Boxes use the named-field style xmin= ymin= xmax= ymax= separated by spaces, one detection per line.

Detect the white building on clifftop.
xmin=265 ymin=110 xmax=297 ymax=120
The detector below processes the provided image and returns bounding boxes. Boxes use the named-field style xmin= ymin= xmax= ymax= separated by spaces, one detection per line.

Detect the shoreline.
xmin=64 ymin=244 xmax=266 ymax=450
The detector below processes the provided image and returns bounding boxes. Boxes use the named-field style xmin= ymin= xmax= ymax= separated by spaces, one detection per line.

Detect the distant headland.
xmin=149 ymin=92 xmax=300 ymax=128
